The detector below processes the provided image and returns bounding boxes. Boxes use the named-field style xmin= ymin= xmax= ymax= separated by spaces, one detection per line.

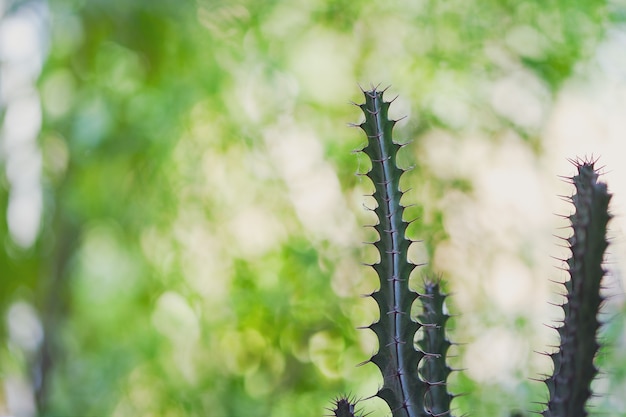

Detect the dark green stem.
xmin=543 ymin=160 xmax=611 ymax=417
xmin=417 ymin=281 xmax=453 ymax=416
xmin=357 ymin=87 xmax=453 ymax=417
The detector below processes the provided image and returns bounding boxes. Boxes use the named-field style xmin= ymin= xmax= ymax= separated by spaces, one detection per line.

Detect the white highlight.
xmin=0 ymin=3 xmax=48 ymax=249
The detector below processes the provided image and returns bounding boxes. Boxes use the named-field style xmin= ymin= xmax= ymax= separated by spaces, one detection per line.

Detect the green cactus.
xmin=542 ymin=160 xmax=611 ymax=417
xmin=330 ymin=88 xmax=613 ymax=417
xmin=349 ymin=87 xmax=454 ymax=417
xmin=328 ymin=396 xmax=362 ymax=417
xmin=417 ymin=281 xmax=454 ymax=416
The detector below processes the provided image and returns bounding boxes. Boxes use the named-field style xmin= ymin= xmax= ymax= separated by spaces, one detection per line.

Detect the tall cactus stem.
xmin=543 ymin=159 xmax=612 ymax=417
xmin=355 ymin=87 xmax=453 ymax=417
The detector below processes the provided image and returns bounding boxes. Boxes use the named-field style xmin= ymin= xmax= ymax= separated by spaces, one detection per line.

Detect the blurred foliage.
xmin=1 ymin=0 xmax=625 ymax=416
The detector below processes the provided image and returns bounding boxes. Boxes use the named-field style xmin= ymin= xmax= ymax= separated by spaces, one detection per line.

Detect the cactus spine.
xmin=330 ymin=89 xmax=612 ymax=417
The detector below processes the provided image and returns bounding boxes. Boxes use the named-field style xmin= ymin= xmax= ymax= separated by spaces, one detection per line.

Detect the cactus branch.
xmin=543 ymin=160 xmax=611 ymax=417
xmin=417 ymin=280 xmax=453 ymax=416
xmin=356 ymin=87 xmax=453 ymax=417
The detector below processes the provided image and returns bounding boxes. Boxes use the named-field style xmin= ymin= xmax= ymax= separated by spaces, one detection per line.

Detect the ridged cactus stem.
xmin=417 ymin=281 xmax=453 ymax=416
xmin=543 ymin=160 xmax=611 ymax=417
xmin=355 ymin=87 xmax=452 ymax=417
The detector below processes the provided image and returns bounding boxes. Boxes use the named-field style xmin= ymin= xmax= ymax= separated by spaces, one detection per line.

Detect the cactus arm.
xmin=357 ymin=87 xmax=428 ymax=417
xmin=543 ymin=160 xmax=611 ymax=417
xmin=417 ymin=281 xmax=453 ymax=416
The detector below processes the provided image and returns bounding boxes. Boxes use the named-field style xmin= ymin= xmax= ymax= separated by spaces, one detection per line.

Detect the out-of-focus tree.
xmin=0 ymin=0 xmax=624 ymax=416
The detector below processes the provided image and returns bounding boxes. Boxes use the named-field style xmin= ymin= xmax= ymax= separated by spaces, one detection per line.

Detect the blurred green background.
xmin=1 ymin=0 xmax=626 ymax=416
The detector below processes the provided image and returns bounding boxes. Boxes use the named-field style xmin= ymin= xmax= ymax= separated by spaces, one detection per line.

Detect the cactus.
xmin=330 ymin=87 xmax=613 ymax=417
xmin=417 ymin=281 xmax=454 ymax=416
xmin=328 ymin=396 xmax=362 ymax=417
xmin=346 ymin=87 xmax=455 ymax=417
xmin=542 ymin=160 xmax=612 ymax=417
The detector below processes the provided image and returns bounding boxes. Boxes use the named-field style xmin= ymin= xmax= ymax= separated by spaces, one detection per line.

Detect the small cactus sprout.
xmin=329 ymin=396 xmax=362 ymax=417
